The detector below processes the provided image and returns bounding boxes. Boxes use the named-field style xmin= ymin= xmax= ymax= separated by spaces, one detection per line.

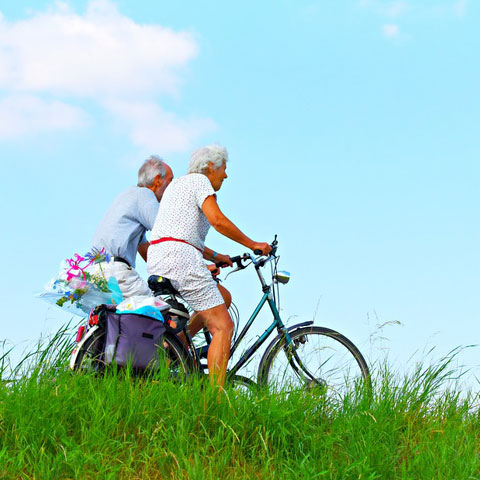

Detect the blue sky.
xmin=1 ymin=0 xmax=478 ymax=384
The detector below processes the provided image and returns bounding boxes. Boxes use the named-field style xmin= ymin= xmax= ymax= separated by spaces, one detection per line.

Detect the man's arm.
xmin=137 ymin=188 xmax=160 ymax=231
xmin=138 ymin=241 xmax=149 ymax=262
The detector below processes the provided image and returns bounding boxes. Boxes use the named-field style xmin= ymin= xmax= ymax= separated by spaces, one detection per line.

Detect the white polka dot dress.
xmin=147 ymin=174 xmax=224 ymax=312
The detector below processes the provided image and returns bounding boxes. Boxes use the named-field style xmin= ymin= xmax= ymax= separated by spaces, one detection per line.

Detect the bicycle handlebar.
xmin=214 ymin=255 xmax=242 ymax=269
xmin=215 ymin=235 xmax=278 ymax=273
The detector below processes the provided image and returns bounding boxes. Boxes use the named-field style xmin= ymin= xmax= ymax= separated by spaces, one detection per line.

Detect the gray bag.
xmin=103 ymin=306 xmax=166 ymax=369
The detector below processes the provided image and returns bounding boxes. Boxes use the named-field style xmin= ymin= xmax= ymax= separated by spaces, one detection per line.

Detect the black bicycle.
xmin=71 ymin=237 xmax=370 ymax=395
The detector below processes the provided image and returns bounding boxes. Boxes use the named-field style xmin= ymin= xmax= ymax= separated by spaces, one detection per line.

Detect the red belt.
xmin=151 ymin=237 xmax=203 ymax=253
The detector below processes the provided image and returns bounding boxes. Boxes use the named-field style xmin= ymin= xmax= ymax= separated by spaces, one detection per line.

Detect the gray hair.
xmin=137 ymin=155 xmax=167 ymax=187
xmin=189 ymin=145 xmax=228 ymax=174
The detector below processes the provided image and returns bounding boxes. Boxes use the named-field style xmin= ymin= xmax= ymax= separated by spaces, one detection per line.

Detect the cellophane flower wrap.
xmin=38 ymin=248 xmax=122 ymax=315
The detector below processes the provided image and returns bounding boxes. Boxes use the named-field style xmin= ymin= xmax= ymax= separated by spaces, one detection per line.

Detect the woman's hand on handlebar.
xmin=210 ymin=253 xmax=233 ymax=278
xmin=251 ymin=242 xmax=272 ymax=256
xmin=214 ymin=253 xmax=233 ymax=268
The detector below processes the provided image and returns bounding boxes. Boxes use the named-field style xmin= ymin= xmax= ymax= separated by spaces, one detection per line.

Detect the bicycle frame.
xmin=227 ymin=289 xmax=284 ymax=377
xmin=166 ymin=247 xmax=319 ymax=384
xmin=207 ymin=255 xmax=299 ymax=380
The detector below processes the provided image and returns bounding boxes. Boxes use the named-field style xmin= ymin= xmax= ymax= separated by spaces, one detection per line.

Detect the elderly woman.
xmin=147 ymin=145 xmax=271 ymax=387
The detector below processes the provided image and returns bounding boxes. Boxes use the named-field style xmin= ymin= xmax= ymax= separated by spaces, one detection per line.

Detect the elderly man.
xmin=92 ymin=155 xmax=173 ymax=298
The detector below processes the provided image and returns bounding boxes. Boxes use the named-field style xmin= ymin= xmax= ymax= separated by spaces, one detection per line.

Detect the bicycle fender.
xmin=69 ymin=325 xmax=100 ymax=370
xmin=257 ymin=321 xmax=314 ymax=379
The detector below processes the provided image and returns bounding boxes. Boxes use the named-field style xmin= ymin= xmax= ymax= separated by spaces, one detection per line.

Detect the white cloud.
xmin=361 ymin=1 xmax=469 ymax=41
xmin=382 ymin=24 xmax=400 ymax=38
xmin=0 ymin=0 xmax=212 ymax=152
xmin=0 ymin=0 xmax=197 ymax=97
xmin=359 ymin=0 xmax=409 ymax=17
xmin=386 ymin=2 xmax=408 ymax=18
xmin=105 ymin=99 xmax=217 ymax=153
xmin=453 ymin=0 xmax=468 ymax=17
xmin=0 ymin=94 xmax=89 ymax=139
xmin=360 ymin=1 xmax=468 ymax=22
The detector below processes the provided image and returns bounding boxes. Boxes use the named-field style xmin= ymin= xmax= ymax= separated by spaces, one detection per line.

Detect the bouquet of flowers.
xmin=38 ymin=248 xmax=123 ymax=315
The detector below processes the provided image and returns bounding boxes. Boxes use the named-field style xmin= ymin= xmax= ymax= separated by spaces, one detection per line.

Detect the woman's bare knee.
xmin=208 ymin=316 xmax=233 ymax=337
xmin=202 ymin=304 xmax=233 ymax=337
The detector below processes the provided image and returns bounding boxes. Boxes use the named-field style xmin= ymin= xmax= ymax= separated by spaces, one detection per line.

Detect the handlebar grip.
xmin=253 ymin=249 xmax=263 ymax=256
xmin=230 ymin=255 xmax=242 ymax=263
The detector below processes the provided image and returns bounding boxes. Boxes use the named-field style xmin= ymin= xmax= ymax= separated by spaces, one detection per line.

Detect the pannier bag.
xmin=100 ymin=305 xmax=167 ymax=369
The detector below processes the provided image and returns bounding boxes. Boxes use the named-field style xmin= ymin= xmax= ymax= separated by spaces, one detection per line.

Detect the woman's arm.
xmin=203 ymin=247 xmax=233 ymax=267
xmin=203 ymin=246 xmax=232 ymax=267
xmin=202 ymin=196 xmax=271 ymax=255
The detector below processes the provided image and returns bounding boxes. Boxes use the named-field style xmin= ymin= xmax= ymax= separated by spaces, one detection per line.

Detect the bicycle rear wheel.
xmin=149 ymin=333 xmax=192 ymax=381
xmin=258 ymin=326 xmax=370 ymax=397
xmin=73 ymin=328 xmax=191 ymax=380
xmin=73 ymin=327 xmax=106 ymax=373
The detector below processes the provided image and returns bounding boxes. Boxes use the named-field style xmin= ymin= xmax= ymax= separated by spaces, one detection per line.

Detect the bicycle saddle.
xmin=147 ymin=275 xmax=178 ymax=296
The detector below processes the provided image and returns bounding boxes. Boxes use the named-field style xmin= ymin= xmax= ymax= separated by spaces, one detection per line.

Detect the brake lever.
xmin=222 ymin=254 xmax=250 ymax=280
xmin=224 ymin=266 xmax=244 ymax=281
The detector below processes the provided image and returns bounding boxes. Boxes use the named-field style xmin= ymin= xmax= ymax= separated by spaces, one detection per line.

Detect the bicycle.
xmin=70 ymin=236 xmax=370 ymax=396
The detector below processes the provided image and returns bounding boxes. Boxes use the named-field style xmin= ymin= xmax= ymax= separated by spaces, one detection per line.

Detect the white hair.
xmin=137 ymin=155 xmax=167 ymax=187
xmin=189 ymin=145 xmax=228 ymax=174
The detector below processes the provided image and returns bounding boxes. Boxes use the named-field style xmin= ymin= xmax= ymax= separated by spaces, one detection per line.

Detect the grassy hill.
xmin=1 ymin=337 xmax=479 ymax=479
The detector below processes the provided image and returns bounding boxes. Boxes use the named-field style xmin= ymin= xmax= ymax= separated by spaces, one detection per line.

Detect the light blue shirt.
xmin=92 ymin=186 xmax=159 ymax=268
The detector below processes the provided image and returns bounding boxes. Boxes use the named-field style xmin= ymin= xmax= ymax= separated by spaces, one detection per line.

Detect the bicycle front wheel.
xmin=258 ymin=326 xmax=370 ymax=396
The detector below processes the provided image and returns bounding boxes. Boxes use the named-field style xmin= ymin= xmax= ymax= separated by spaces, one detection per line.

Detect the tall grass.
xmin=1 ymin=321 xmax=76 ymax=384
xmin=1 ymin=330 xmax=479 ymax=479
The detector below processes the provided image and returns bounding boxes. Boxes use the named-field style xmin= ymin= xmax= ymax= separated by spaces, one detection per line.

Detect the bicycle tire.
xmin=153 ymin=332 xmax=193 ymax=381
xmin=73 ymin=327 xmax=106 ymax=373
xmin=73 ymin=328 xmax=192 ymax=380
xmin=257 ymin=326 xmax=370 ymax=396
xmin=228 ymin=374 xmax=256 ymax=389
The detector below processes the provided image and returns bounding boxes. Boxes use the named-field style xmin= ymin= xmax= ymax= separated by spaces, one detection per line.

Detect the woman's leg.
xmin=194 ymin=303 xmax=233 ymax=387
